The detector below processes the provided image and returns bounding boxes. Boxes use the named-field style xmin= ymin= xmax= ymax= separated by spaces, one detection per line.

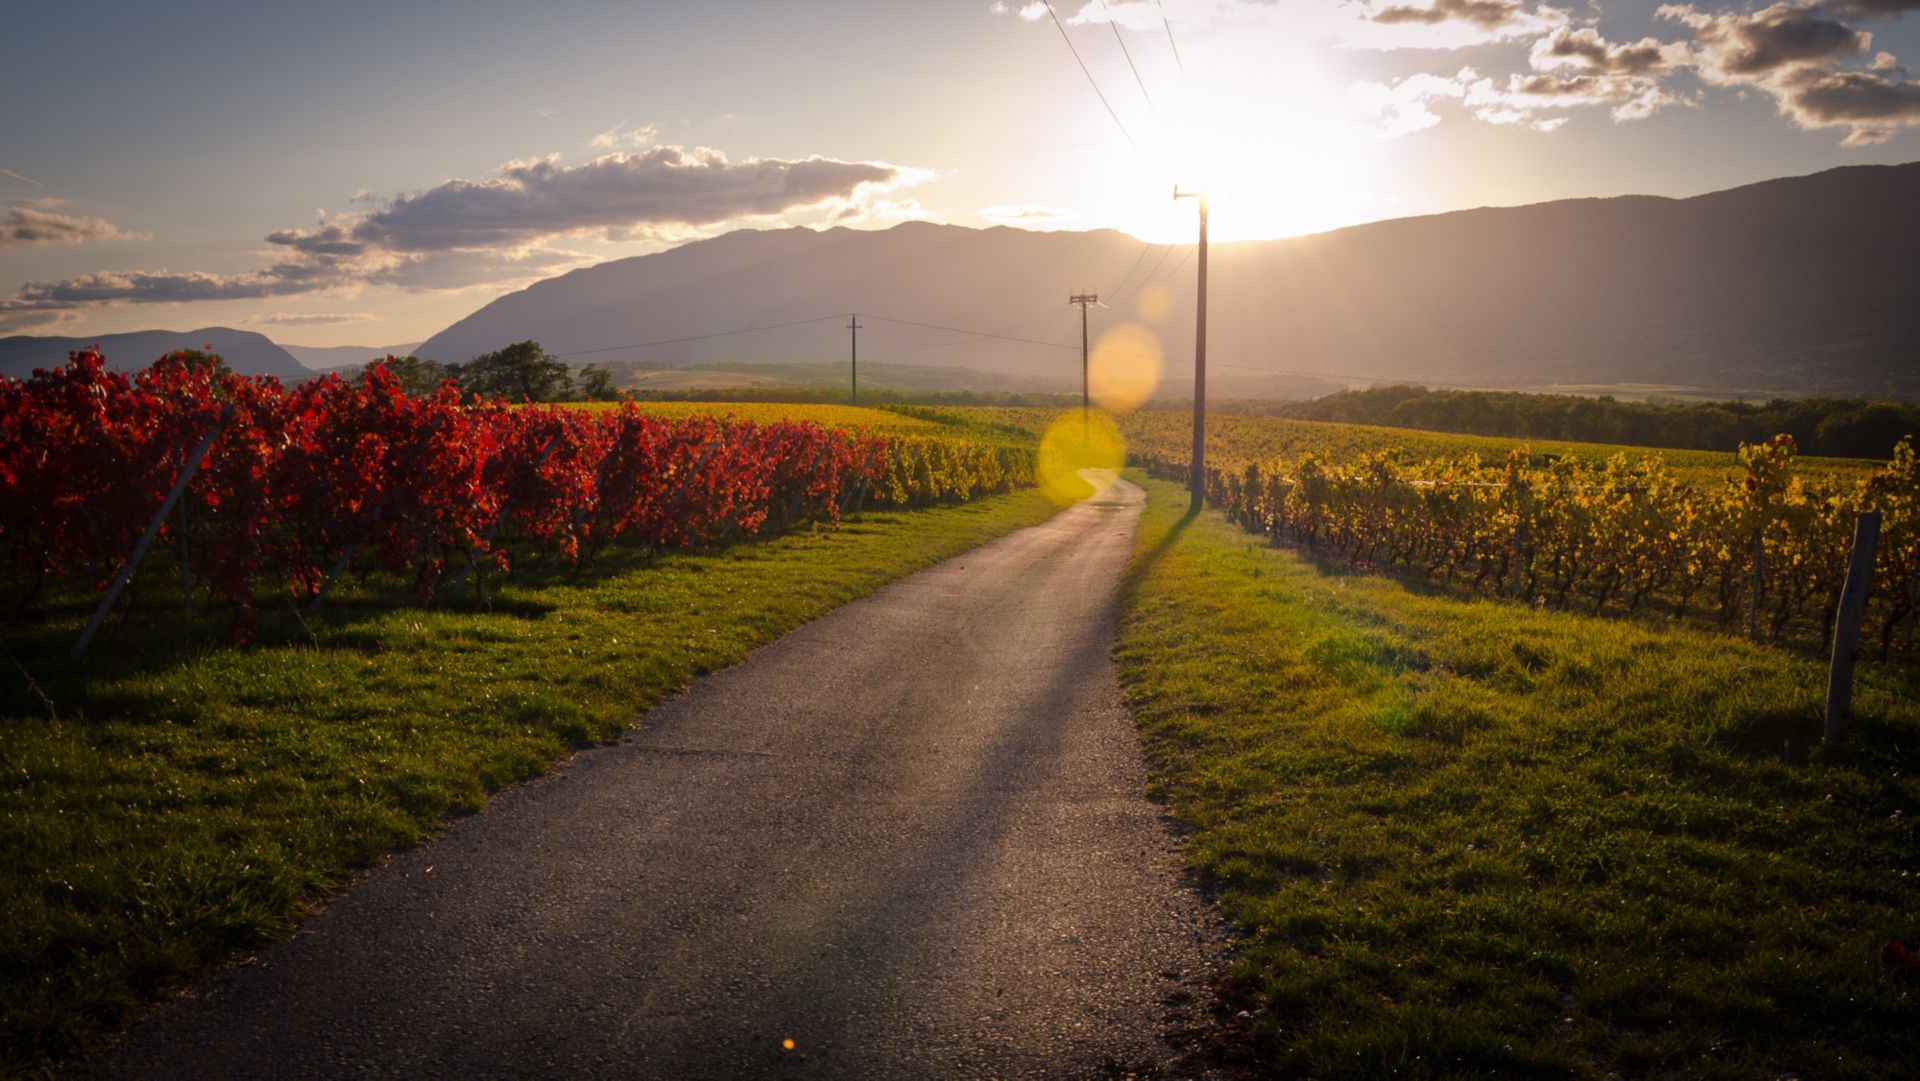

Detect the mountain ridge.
xmin=0 ymin=327 xmax=311 ymax=382
xmin=417 ymin=161 xmax=1920 ymax=399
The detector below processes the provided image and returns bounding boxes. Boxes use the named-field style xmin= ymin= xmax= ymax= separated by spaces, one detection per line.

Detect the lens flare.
xmin=1037 ymin=410 xmax=1125 ymax=506
xmin=1088 ymin=323 xmax=1164 ymax=413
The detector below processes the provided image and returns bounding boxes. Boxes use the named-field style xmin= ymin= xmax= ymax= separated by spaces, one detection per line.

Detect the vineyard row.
xmin=1 ymin=352 xmax=1034 ymax=642
xmin=1131 ymin=433 xmax=1920 ymax=662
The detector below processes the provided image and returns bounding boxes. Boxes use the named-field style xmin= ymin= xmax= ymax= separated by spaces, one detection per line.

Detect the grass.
xmin=1116 ymin=472 xmax=1920 ymax=1079
xmin=0 ymin=484 xmax=1081 ymax=1077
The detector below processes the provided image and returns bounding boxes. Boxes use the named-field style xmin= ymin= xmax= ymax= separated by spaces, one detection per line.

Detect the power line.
xmin=1110 ymin=242 xmax=1194 ymax=309
xmin=1108 ymin=243 xmax=1174 ymax=308
xmin=545 ymin=305 xmax=1482 ymax=395
xmin=1099 ymin=0 xmax=1156 ymax=114
xmin=552 ymin=314 xmax=846 ymax=359
xmin=1107 ymin=240 xmax=1154 ymax=299
xmin=1156 ymin=0 xmax=1185 ymax=78
xmin=922 ymin=303 xmax=1073 ymax=348
xmin=1042 ymin=0 xmax=1147 ymax=162
xmin=861 ymin=312 xmax=1082 ymax=351
xmin=1142 ymin=242 xmax=1197 ymax=293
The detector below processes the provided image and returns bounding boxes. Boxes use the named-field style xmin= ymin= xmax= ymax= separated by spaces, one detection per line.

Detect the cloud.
xmin=294 ymin=147 xmax=903 ymax=254
xmin=1348 ymin=1 xmax=1914 ymax=144
xmin=831 ymin=197 xmax=930 ymax=226
xmin=1350 ymin=71 xmax=1471 ymax=136
xmin=240 ymin=312 xmax=377 ymax=327
xmin=1482 ymin=71 xmax=1688 ymax=121
xmin=1 ymin=268 xmax=324 ymax=312
xmin=1658 ymin=2 xmax=1868 ymax=80
xmin=1783 ymin=66 xmax=1920 ymax=142
xmin=1344 ymin=0 xmax=1572 ymax=49
xmin=1658 ymin=2 xmax=1920 ymax=144
xmin=1529 ymin=26 xmax=1690 ymax=75
xmin=977 ymin=204 xmax=1078 ymax=228
xmin=1371 ymin=0 xmax=1541 ymax=30
xmin=2 ymin=145 xmax=922 ymax=318
xmin=1 ymin=204 xmax=142 ymax=248
xmin=0 ymin=167 xmax=44 ymax=188
xmin=589 ymin=119 xmax=660 ymax=150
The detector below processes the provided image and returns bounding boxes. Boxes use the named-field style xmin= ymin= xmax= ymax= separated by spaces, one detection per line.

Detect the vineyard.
xmin=0 ymin=352 xmax=1034 ymax=644
xmin=1129 ymin=415 xmax=1916 ymax=661
xmin=911 ymin=407 xmax=1918 ymax=661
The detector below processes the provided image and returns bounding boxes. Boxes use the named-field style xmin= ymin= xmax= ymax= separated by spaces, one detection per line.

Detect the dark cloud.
xmin=263 ymin=222 xmax=369 ymax=257
xmin=1371 ymin=0 xmax=1538 ymax=30
xmin=1658 ymin=3 xmax=1868 ymax=78
xmin=342 ymin=148 xmax=899 ymax=253
xmin=1530 ymin=27 xmax=1687 ymax=75
xmin=1783 ymin=67 xmax=1920 ymax=142
xmin=3 ymin=268 xmax=316 ymax=309
xmin=1659 ymin=2 xmax=1919 ymax=143
xmin=1 ymin=205 xmax=140 ymax=248
xmin=1468 ymin=69 xmax=1684 ymax=123
xmin=2 ymin=146 xmax=913 ymax=316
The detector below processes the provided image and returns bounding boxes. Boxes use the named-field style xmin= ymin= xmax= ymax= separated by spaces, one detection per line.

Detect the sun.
xmin=1077 ymin=50 xmax=1389 ymax=244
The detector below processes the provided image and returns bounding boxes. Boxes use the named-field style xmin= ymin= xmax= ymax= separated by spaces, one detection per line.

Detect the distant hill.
xmin=279 ymin=342 xmax=422 ymax=372
xmin=0 ymin=327 xmax=311 ymax=382
xmin=418 ymin=162 xmax=1920 ymax=400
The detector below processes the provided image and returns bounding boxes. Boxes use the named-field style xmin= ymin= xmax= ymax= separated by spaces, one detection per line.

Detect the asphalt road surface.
xmin=85 ymin=472 xmax=1231 ymax=1080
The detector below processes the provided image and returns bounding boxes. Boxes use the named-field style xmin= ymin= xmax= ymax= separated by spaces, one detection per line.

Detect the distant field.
xmin=570 ymin=399 xmax=942 ymax=434
xmin=909 ymin=407 xmax=1889 ymax=483
xmin=1129 ymin=410 xmax=1889 ymax=484
xmin=566 ymin=400 xmax=1049 ymax=450
xmin=565 ymin=403 xmax=1895 ymax=482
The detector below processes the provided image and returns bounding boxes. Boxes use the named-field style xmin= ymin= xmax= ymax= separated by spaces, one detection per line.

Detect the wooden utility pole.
xmin=1175 ymin=187 xmax=1209 ymax=512
xmin=847 ymin=313 xmax=863 ymax=405
xmin=1069 ymin=292 xmax=1098 ymax=441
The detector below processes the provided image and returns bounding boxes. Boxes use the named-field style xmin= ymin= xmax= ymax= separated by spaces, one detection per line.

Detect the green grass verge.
xmin=1117 ymin=472 xmax=1920 ymax=1079
xmin=0 ymin=485 xmax=1079 ymax=1077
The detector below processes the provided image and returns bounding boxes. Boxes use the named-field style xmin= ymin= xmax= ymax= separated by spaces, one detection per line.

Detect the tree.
xmin=377 ymin=355 xmax=450 ymax=397
xmin=157 ymin=348 xmax=231 ymax=377
xmin=458 ymin=341 xmax=573 ymax=402
xmin=578 ymin=363 xmax=621 ymax=402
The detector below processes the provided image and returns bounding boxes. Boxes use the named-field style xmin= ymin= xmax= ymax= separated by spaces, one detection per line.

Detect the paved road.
xmin=86 ymin=473 xmax=1230 ymax=1080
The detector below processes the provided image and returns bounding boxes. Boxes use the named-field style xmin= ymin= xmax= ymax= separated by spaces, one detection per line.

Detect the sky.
xmin=2 ymin=0 xmax=1917 ymax=348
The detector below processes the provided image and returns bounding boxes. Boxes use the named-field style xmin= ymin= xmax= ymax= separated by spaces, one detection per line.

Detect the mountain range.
xmin=9 ymin=162 xmax=1914 ymax=399
xmin=278 ymin=342 xmax=422 ymax=372
xmin=417 ymin=161 xmax=1920 ymax=400
xmin=0 ymin=327 xmax=311 ymax=382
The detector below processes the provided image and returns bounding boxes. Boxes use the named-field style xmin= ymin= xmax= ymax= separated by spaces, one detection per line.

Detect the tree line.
xmin=1248 ymin=385 xmax=1920 ymax=460
xmin=377 ymin=341 xmax=621 ymax=402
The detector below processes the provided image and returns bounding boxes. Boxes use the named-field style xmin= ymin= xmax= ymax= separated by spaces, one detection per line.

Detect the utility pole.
xmin=1175 ymin=187 xmax=1209 ymax=512
xmin=847 ymin=313 xmax=863 ymax=405
xmin=1069 ymin=292 xmax=1098 ymax=442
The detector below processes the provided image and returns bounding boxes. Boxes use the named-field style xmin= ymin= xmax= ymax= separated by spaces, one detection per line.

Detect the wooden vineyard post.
xmin=1824 ymin=510 xmax=1882 ymax=749
xmin=71 ymin=407 xmax=231 ymax=660
xmin=176 ymin=497 xmax=192 ymax=612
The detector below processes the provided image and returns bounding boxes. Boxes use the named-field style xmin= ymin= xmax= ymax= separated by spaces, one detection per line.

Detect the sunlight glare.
xmin=1088 ymin=323 xmax=1163 ymax=412
xmin=1037 ymin=411 xmax=1126 ymax=505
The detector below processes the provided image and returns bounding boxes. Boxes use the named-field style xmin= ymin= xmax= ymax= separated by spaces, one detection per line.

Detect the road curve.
xmin=85 ymin=472 xmax=1230 ymax=1080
